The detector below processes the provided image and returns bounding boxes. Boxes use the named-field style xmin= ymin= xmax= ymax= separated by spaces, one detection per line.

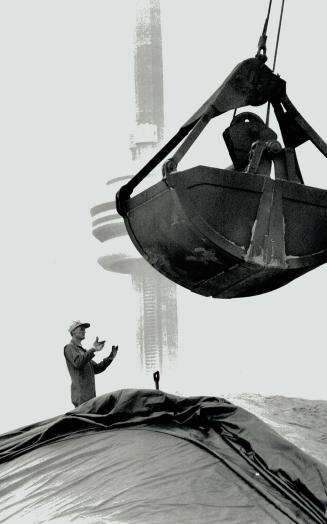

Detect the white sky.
xmin=1 ymin=0 xmax=327 ymax=433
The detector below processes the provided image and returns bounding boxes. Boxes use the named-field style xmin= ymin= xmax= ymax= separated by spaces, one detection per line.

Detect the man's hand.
xmin=110 ymin=345 xmax=118 ymax=358
xmin=92 ymin=336 xmax=106 ymax=352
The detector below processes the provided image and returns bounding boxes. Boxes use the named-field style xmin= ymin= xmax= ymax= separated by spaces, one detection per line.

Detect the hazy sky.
xmin=1 ymin=0 xmax=327 ymax=434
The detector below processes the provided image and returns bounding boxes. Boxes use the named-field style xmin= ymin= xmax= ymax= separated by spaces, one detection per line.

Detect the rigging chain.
xmin=256 ymin=0 xmax=273 ymax=61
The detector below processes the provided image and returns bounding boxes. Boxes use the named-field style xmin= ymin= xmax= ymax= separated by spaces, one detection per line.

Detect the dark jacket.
xmin=64 ymin=340 xmax=113 ymax=407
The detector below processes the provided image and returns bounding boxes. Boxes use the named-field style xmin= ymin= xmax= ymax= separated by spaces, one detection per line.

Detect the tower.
xmin=90 ymin=0 xmax=178 ymax=376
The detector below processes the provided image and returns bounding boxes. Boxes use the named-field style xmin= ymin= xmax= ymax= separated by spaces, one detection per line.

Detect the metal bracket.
xmin=245 ymin=139 xmax=303 ymax=184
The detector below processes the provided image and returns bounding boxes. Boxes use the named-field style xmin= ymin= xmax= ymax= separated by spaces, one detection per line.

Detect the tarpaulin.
xmin=0 ymin=389 xmax=326 ymax=523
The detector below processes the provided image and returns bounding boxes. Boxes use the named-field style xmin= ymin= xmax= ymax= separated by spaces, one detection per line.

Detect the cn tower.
xmin=90 ymin=0 xmax=178 ymax=376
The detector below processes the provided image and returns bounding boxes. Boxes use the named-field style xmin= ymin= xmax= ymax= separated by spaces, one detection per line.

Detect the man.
xmin=64 ymin=320 xmax=118 ymax=407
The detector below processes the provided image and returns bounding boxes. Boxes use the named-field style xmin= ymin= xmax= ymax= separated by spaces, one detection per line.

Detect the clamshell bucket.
xmin=117 ymin=58 xmax=327 ymax=298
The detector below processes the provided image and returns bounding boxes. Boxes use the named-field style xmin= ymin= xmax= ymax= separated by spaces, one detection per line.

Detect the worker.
xmin=64 ymin=320 xmax=118 ymax=407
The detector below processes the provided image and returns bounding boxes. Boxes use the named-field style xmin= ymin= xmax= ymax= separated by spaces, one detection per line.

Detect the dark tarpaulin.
xmin=0 ymin=389 xmax=326 ymax=523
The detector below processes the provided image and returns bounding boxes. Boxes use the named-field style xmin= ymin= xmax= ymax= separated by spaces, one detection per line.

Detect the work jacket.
xmin=64 ymin=340 xmax=113 ymax=407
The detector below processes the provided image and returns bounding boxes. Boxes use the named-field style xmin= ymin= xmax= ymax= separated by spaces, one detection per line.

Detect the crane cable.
xmin=266 ymin=0 xmax=286 ymax=125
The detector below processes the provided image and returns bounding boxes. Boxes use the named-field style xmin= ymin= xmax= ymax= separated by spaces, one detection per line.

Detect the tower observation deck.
xmin=90 ymin=0 xmax=178 ymax=376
